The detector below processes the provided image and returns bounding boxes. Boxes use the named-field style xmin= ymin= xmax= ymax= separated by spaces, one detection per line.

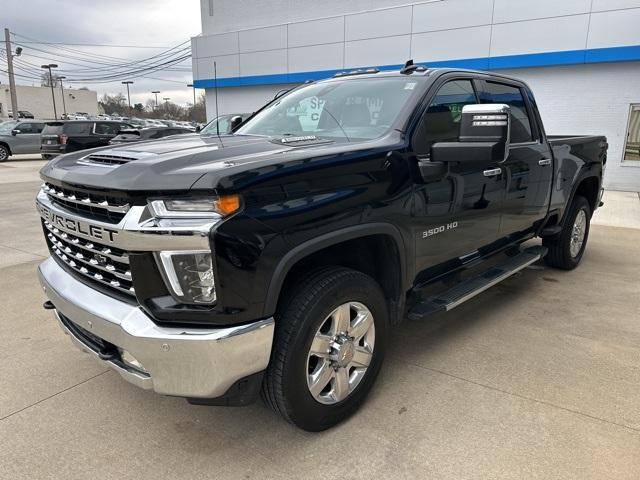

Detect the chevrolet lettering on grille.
xmin=37 ymin=203 xmax=119 ymax=243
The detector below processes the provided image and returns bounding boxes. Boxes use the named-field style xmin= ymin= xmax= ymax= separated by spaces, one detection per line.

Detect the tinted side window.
xmin=480 ymin=82 xmax=533 ymax=143
xmin=64 ymin=123 xmax=91 ymax=135
xmin=17 ymin=123 xmax=34 ymax=133
xmin=414 ymin=79 xmax=477 ymax=155
xmin=32 ymin=123 xmax=45 ymax=133
xmin=94 ymin=122 xmax=120 ymax=135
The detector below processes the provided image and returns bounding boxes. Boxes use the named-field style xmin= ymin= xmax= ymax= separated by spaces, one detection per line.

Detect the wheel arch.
xmin=263 ymin=223 xmax=410 ymax=322
xmin=563 ymin=174 xmax=601 ymax=225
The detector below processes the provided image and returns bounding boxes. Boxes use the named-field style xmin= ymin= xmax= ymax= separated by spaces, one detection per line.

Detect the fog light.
xmin=158 ymin=251 xmax=216 ymax=304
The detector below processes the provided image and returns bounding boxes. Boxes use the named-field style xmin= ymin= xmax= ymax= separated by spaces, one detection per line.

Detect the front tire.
xmin=0 ymin=145 xmax=9 ymax=162
xmin=544 ymin=195 xmax=592 ymax=270
xmin=262 ymin=266 xmax=388 ymax=431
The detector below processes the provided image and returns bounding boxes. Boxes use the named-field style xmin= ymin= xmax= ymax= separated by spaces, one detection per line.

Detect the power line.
xmin=11 ymin=40 xmax=177 ymax=49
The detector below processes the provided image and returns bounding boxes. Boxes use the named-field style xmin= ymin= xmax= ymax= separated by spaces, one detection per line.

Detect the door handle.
xmin=538 ymin=158 xmax=552 ymax=166
xmin=483 ymin=168 xmax=502 ymax=177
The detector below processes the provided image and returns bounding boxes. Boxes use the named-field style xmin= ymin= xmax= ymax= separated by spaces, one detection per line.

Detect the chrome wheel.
xmin=306 ymin=302 xmax=375 ymax=405
xmin=0 ymin=147 xmax=8 ymax=161
xmin=570 ymin=209 xmax=587 ymax=258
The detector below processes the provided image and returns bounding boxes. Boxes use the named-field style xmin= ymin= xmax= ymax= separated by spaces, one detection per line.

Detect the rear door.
xmin=64 ymin=122 xmax=93 ymax=152
xmin=478 ymin=80 xmax=553 ymax=237
xmin=410 ymin=76 xmax=506 ymax=272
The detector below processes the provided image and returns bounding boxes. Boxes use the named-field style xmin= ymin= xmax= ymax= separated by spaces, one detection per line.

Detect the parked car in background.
xmin=0 ymin=120 xmax=46 ymax=161
xmin=8 ymin=110 xmax=35 ymax=119
xmin=40 ymin=120 xmax=132 ymax=159
xmin=109 ymin=126 xmax=192 ymax=145
xmin=199 ymin=113 xmax=251 ymax=135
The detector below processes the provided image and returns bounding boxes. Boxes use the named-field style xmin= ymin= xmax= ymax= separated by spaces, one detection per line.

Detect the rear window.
xmin=480 ymin=82 xmax=533 ymax=144
xmin=95 ymin=122 xmax=122 ymax=135
xmin=42 ymin=123 xmax=64 ymax=135
xmin=64 ymin=123 xmax=92 ymax=135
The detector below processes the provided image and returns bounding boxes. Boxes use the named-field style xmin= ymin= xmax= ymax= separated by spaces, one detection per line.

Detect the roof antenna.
xmin=400 ymin=59 xmax=426 ymax=75
xmin=213 ymin=60 xmax=224 ymax=146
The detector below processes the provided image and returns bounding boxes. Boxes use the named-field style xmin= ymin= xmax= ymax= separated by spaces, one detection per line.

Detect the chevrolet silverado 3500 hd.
xmin=36 ymin=65 xmax=606 ymax=431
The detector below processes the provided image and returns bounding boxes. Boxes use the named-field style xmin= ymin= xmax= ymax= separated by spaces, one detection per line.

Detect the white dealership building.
xmin=192 ymin=0 xmax=640 ymax=191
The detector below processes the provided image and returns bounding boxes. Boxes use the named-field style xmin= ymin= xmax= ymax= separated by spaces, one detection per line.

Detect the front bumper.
xmin=38 ymin=257 xmax=274 ymax=399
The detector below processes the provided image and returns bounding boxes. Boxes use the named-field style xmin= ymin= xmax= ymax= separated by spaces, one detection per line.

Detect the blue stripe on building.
xmin=193 ymin=44 xmax=640 ymax=89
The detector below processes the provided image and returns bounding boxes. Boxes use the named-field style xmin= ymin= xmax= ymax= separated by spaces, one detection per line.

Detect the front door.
xmin=410 ymin=78 xmax=506 ymax=275
xmin=12 ymin=122 xmax=44 ymax=154
xmin=478 ymin=80 xmax=553 ymax=238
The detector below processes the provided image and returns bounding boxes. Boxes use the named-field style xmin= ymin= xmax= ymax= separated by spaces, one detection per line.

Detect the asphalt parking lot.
xmin=1 ymin=156 xmax=639 ymax=479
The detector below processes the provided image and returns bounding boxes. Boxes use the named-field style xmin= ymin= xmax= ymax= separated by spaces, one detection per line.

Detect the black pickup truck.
xmin=35 ymin=65 xmax=606 ymax=431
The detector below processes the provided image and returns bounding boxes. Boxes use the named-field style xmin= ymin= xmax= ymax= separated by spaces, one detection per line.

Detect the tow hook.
xmin=43 ymin=300 xmax=55 ymax=310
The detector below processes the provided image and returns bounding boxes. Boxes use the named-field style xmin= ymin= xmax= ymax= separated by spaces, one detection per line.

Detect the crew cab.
xmin=35 ymin=65 xmax=606 ymax=431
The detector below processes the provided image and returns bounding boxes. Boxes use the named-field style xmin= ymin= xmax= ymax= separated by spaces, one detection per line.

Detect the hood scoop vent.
xmin=77 ymin=149 xmax=158 ymax=167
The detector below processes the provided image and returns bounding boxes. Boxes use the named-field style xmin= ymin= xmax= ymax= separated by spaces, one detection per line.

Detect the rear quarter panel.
xmin=548 ymin=135 xmax=606 ymax=221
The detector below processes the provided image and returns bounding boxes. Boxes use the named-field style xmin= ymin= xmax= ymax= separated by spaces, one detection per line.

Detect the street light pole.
xmin=187 ymin=83 xmax=196 ymax=122
xmin=122 ymin=81 xmax=133 ymax=118
xmin=41 ymin=63 xmax=59 ymax=119
xmin=151 ymin=90 xmax=160 ymax=110
xmin=58 ymin=75 xmax=67 ymax=119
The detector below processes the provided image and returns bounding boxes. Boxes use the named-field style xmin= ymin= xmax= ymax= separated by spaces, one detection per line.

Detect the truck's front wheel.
xmin=262 ymin=266 xmax=388 ymax=431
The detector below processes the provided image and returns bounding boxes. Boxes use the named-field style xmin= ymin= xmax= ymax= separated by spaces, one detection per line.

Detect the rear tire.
xmin=262 ymin=266 xmax=389 ymax=431
xmin=543 ymin=195 xmax=591 ymax=270
xmin=41 ymin=154 xmax=54 ymax=160
xmin=0 ymin=145 xmax=9 ymax=162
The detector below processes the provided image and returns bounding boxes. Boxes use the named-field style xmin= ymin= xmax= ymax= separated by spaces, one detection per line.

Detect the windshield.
xmin=0 ymin=121 xmax=17 ymax=134
xmin=236 ymin=77 xmax=421 ymax=142
xmin=200 ymin=115 xmax=232 ymax=135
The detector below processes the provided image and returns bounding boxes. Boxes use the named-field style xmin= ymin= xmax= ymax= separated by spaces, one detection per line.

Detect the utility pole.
xmin=187 ymin=83 xmax=196 ymax=122
xmin=4 ymin=28 xmax=19 ymax=117
xmin=58 ymin=76 xmax=67 ymax=119
xmin=122 ymin=81 xmax=133 ymax=118
xmin=41 ymin=63 xmax=58 ymax=119
xmin=151 ymin=90 xmax=160 ymax=110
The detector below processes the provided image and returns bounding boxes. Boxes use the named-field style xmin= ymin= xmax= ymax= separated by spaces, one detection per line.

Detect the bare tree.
xmin=41 ymin=72 xmax=63 ymax=87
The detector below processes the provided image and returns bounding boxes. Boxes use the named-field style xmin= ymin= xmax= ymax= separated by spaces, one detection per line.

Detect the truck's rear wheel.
xmin=543 ymin=195 xmax=591 ymax=270
xmin=262 ymin=266 xmax=388 ymax=431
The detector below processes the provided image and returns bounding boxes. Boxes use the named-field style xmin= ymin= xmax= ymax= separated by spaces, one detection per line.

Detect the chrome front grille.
xmin=43 ymin=183 xmax=130 ymax=223
xmin=44 ymin=220 xmax=135 ymax=297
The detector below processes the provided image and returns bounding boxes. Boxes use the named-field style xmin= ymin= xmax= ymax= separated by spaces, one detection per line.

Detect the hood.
xmin=39 ymin=134 xmax=310 ymax=192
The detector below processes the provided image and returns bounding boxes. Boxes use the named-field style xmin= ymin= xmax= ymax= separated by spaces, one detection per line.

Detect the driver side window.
xmin=413 ymin=79 xmax=478 ymax=156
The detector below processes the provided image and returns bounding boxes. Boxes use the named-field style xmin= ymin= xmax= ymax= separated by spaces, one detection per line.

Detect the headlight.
xmin=158 ymin=250 xmax=216 ymax=304
xmin=149 ymin=196 xmax=239 ymax=305
xmin=148 ymin=195 xmax=240 ymax=219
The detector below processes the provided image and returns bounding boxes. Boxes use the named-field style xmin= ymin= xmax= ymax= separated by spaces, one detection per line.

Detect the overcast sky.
xmin=2 ymin=0 xmax=202 ymax=107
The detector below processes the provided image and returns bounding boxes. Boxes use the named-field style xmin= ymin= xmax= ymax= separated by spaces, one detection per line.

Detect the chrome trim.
xmin=44 ymin=222 xmax=129 ymax=263
xmin=49 ymin=243 xmax=134 ymax=295
xmin=38 ymin=257 xmax=274 ymax=398
xmin=50 ymin=238 xmax=131 ymax=281
xmin=483 ymin=168 xmax=502 ymax=177
xmin=538 ymin=158 xmax=552 ymax=166
xmin=445 ymin=251 xmax=542 ymax=311
xmin=462 ymin=103 xmax=511 ymax=115
xmin=43 ymin=183 xmax=130 ymax=214
xmin=36 ymin=189 xmax=214 ymax=251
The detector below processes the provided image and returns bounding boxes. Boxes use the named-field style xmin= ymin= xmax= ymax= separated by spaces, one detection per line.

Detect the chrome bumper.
xmin=38 ymin=257 xmax=274 ymax=399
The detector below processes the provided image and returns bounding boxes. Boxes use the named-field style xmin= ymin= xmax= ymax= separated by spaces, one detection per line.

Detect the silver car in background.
xmin=0 ymin=120 xmax=46 ymax=161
